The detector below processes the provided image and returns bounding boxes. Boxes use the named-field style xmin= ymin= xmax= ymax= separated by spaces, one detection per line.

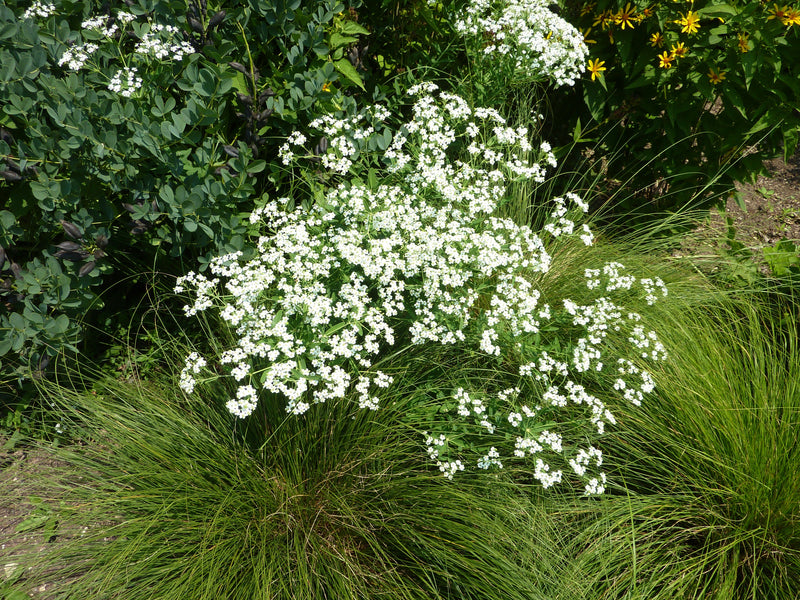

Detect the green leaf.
xmin=246 ymin=160 xmax=267 ymax=174
xmin=722 ymin=87 xmax=747 ymax=118
xmin=2 ymin=429 xmax=23 ymax=449
xmin=783 ymin=127 xmax=799 ymax=162
xmin=763 ymin=240 xmax=799 ymax=277
xmin=194 ymin=69 xmax=217 ymax=97
xmin=15 ymin=513 xmax=50 ymax=533
xmin=333 ymin=58 xmax=365 ymax=90
xmin=583 ymin=80 xmax=607 ymax=123
xmin=330 ymin=32 xmax=358 ymax=49
xmin=0 ymin=210 xmax=15 ymax=229
xmin=698 ymin=4 xmax=737 ymax=18
xmin=0 ymin=22 xmax=18 ymax=40
xmin=46 ymin=314 xmax=70 ymax=336
xmin=740 ymin=51 xmax=757 ymax=90
xmin=0 ymin=333 xmax=12 ymax=357
xmin=340 ymin=21 xmax=369 ymax=36
xmin=367 ymin=168 xmax=379 ymax=190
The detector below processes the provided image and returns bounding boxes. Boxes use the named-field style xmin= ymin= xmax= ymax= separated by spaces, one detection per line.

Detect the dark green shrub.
xmin=0 ymin=0 xmax=370 ymax=379
xmin=561 ymin=0 xmax=800 ymax=218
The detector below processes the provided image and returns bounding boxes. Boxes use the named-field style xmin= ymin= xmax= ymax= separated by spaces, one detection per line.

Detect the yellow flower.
xmin=649 ymin=32 xmax=665 ymax=47
xmin=671 ymin=41 xmax=688 ymax=58
xmin=580 ymin=2 xmax=597 ymax=17
xmin=658 ymin=51 xmax=675 ymax=68
xmin=737 ymin=32 xmax=750 ymax=52
xmin=594 ymin=9 xmax=614 ymax=30
xmin=615 ymin=3 xmax=637 ymax=29
xmin=322 ymin=82 xmax=332 ymax=92
xmin=784 ymin=7 xmax=800 ymax=25
xmin=708 ymin=68 xmax=726 ymax=84
xmin=767 ymin=3 xmax=790 ymax=21
xmin=675 ymin=10 xmax=701 ymax=34
xmin=587 ymin=58 xmax=607 ymax=81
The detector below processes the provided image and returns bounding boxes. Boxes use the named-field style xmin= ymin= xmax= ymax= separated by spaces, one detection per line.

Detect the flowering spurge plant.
xmin=176 ymin=84 xmax=667 ymax=494
xmin=452 ymin=0 xmax=588 ymax=87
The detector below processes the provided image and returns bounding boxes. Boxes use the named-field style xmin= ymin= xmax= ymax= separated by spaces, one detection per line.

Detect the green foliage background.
xmin=560 ymin=0 xmax=800 ymax=219
xmin=0 ymin=0 xmax=374 ymax=380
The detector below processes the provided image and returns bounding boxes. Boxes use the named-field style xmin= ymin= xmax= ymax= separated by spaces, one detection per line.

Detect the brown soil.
xmin=675 ymin=149 xmax=800 ymax=275
xmin=0 ymin=440 xmax=68 ymax=597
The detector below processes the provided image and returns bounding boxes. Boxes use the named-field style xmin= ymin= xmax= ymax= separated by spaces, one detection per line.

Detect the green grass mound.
xmin=32 ymin=371 xmax=573 ymax=600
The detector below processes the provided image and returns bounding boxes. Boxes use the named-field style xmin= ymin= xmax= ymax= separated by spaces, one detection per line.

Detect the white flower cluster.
xmin=58 ymin=43 xmax=99 ymax=71
xmin=82 ymin=16 xmax=119 ymax=37
xmin=179 ymin=352 xmax=207 ymax=394
xmin=279 ymin=105 xmax=391 ymax=174
xmin=180 ymin=87 xmax=565 ymax=417
xmin=22 ymin=0 xmax=54 ymax=19
xmin=58 ymin=12 xmax=139 ymax=71
xmin=135 ymin=23 xmax=194 ymax=61
xmin=454 ymin=0 xmax=588 ymax=87
xmin=107 ymin=66 xmax=143 ymax=97
xmin=50 ymin=10 xmax=195 ymax=98
xmin=178 ymin=87 xmax=667 ymax=494
xmin=427 ymin=255 xmax=665 ymax=491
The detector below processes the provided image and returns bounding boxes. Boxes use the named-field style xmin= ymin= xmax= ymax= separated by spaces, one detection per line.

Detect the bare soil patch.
xmin=0 ymin=438 xmax=73 ymax=597
xmin=676 ymin=149 xmax=800 ymax=274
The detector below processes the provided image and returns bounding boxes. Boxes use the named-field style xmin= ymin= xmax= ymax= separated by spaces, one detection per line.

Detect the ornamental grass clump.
xmin=177 ymin=84 xmax=668 ymax=493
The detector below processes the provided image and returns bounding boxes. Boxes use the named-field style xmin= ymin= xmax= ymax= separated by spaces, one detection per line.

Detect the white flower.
xmin=135 ymin=23 xmax=194 ymax=61
xmin=179 ymin=352 xmax=207 ymax=394
xmin=117 ymin=11 xmax=136 ymax=24
xmin=477 ymin=447 xmax=503 ymax=469
xmin=58 ymin=43 xmax=99 ymax=71
xmin=22 ymin=0 xmax=55 ymax=19
xmin=82 ymin=16 xmax=118 ymax=37
xmin=108 ymin=66 xmax=143 ymax=97
xmin=226 ymin=384 xmax=259 ymax=418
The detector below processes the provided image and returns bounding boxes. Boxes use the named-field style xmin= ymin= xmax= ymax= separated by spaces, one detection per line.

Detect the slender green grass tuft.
xmin=29 ymin=357 xmax=578 ymax=600
xmin=587 ymin=296 xmax=800 ymax=599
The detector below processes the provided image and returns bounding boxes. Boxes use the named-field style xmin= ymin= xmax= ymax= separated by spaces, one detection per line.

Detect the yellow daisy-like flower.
xmin=737 ymin=32 xmax=750 ymax=52
xmin=671 ymin=41 xmax=689 ymax=58
xmin=649 ymin=32 xmax=665 ymax=47
xmin=658 ymin=51 xmax=675 ymax=68
xmin=675 ymin=10 xmax=701 ymax=34
xmin=594 ymin=9 xmax=615 ymax=30
xmin=580 ymin=2 xmax=597 ymax=17
xmin=784 ymin=7 xmax=800 ymax=25
xmin=708 ymin=68 xmax=726 ymax=84
xmin=588 ymin=58 xmax=607 ymax=80
xmin=615 ymin=3 xmax=637 ymax=29
xmin=766 ymin=3 xmax=790 ymax=21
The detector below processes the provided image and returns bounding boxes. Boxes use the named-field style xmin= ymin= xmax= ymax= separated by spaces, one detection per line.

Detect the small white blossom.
xmin=22 ymin=0 xmax=55 ymax=19
xmin=58 ymin=43 xmax=99 ymax=71
xmin=179 ymin=352 xmax=207 ymax=394
xmin=117 ymin=11 xmax=136 ymax=24
xmin=108 ymin=66 xmax=143 ymax=97
xmin=135 ymin=23 xmax=194 ymax=61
